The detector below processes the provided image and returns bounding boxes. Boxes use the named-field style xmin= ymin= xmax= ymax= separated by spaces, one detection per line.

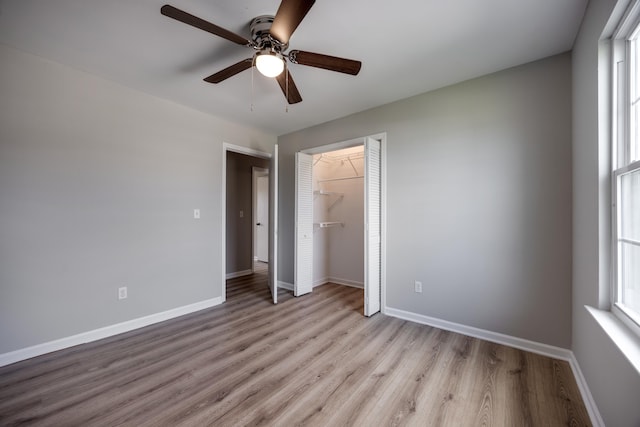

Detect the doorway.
xmin=294 ymin=135 xmax=385 ymax=316
xmin=222 ymin=143 xmax=279 ymax=304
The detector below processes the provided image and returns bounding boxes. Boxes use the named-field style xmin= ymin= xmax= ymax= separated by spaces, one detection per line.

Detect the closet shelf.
xmin=314 ymin=190 xmax=344 ymax=196
xmin=317 ymin=176 xmax=364 ymax=183
xmin=314 ymin=221 xmax=344 ymax=228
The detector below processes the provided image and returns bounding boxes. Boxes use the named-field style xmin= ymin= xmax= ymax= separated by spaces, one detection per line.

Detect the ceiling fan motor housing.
xmin=251 ymin=15 xmax=287 ymax=52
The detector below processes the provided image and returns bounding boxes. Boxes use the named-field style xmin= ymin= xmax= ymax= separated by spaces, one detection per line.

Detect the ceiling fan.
xmin=161 ymin=0 xmax=362 ymax=104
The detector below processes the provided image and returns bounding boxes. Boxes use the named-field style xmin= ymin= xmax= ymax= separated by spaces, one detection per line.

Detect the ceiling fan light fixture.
xmin=256 ymin=50 xmax=285 ymax=78
xmin=162 ymin=2 xmax=360 ymax=104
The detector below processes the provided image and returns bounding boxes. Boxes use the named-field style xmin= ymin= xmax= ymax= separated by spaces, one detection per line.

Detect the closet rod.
xmin=318 ymin=175 xmax=364 ymax=183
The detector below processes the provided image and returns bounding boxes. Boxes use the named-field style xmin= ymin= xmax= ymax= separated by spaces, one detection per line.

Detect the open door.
xmin=269 ymin=145 xmax=279 ymax=304
xmin=254 ymin=169 xmax=269 ymax=263
xmin=295 ymin=151 xmax=314 ymax=296
xmin=364 ymin=137 xmax=381 ymax=316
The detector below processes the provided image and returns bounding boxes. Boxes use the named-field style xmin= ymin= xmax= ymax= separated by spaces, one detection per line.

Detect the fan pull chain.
xmin=250 ymin=58 xmax=255 ymax=112
xmin=285 ymin=65 xmax=289 ymax=113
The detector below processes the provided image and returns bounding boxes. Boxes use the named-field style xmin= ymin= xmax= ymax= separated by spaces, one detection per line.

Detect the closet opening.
xmin=295 ymin=135 xmax=384 ymax=316
xmin=312 ymin=146 xmax=365 ymax=293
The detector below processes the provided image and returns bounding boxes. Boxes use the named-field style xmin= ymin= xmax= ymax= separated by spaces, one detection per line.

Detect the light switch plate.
xmin=194 ymin=209 xmax=200 ymax=219
xmin=414 ymin=281 xmax=422 ymax=293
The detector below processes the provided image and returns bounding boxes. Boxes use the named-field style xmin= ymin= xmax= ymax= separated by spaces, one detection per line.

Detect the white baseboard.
xmin=0 ymin=297 xmax=223 ymax=368
xmin=384 ymin=306 xmax=602 ymax=427
xmin=328 ymin=277 xmax=364 ymax=289
xmin=280 ymin=278 xmax=363 ymax=292
xmin=226 ymin=269 xmax=253 ymax=279
xmin=278 ymin=281 xmax=294 ymax=291
xmin=278 ymin=280 xmax=327 ymax=291
xmin=567 ymin=353 xmax=605 ymax=427
xmin=384 ymin=306 xmax=572 ymax=360
xmin=313 ymin=276 xmax=329 ymax=287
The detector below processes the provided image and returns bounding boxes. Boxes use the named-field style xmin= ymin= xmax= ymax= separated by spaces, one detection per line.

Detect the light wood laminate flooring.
xmin=0 ymin=270 xmax=591 ymax=426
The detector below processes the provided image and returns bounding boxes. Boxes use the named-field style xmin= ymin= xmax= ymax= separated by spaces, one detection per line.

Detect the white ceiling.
xmin=0 ymin=0 xmax=587 ymax=136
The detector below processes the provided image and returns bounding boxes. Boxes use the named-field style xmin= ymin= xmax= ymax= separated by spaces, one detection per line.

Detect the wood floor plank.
xmin=0 ymin=272 xmax=592 ymax=426
xmin=151 ymin=293 xmax=364 ymax=426
xmin=354 ymin=326 xmax=446 ymax=427
xmin=52 ymin=285 xmax=357 ymax=425
xmin=263 ymin=318 xmax=412 ymax=427
xmin=0 ymin=285 xmax=347 ymax=423
xmin=320 ymin=321 xmax=431 ymax=427
xmin=215 ymin=307 xmax=398 ymax=425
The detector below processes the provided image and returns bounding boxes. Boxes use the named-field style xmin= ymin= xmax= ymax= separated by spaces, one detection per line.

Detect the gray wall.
xmin=278 ymin=53 xmax=573 ymax=348
xmin=0 ymin=44 xmax=276 ymax=354
xmin=572 ymin=0 xmax=640 ymax=425
xmin=225 ymin=151 xmax=269 ymax=275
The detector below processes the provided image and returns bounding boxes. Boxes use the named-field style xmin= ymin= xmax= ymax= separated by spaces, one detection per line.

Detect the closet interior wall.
xmin=312 ymin=146 xmax=365 ymax=288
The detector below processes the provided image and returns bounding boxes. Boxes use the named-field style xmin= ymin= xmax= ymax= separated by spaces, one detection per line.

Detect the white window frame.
xmin=612 ymin=4 xmax=640 ymax=336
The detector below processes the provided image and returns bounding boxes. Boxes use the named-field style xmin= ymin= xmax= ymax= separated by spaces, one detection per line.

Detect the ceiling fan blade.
xmin=203 ymin=59 xmax=253 ymax=84
xmin=289 ymin=50 xmax=361 ymax=75
xmin=275 ymin=70 xmax=303 ymax=104
xmin=270 ymin=0 xmax=315 ymax=45
xmin=161 ymin=5 xmax=251 ymax=46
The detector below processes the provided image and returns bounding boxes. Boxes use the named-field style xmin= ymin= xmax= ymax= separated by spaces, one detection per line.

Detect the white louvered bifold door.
xmin=364 ymin=138 xmax=381 ymax=316
xmin=295 ymin=152 xmax=314 ymax=296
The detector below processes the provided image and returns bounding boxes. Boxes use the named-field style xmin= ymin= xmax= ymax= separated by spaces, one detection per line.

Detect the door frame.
xmin=295 ymin=133 xmax=387 ymax=313
xmin=222 ymin=143 xmax=272 ymax=303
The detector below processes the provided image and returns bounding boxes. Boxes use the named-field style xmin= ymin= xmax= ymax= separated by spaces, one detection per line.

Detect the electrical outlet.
xmin=239 ymin=210 xmax=244 ymax=218
xmin=118 ymin=286 xmax=128 ymax=300
xmin=414 ymin=281 xmax=422 ymax=293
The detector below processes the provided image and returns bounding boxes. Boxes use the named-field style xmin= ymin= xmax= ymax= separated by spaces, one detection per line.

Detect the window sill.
xmin=585 ymin=305 xmax=640 ymax=375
